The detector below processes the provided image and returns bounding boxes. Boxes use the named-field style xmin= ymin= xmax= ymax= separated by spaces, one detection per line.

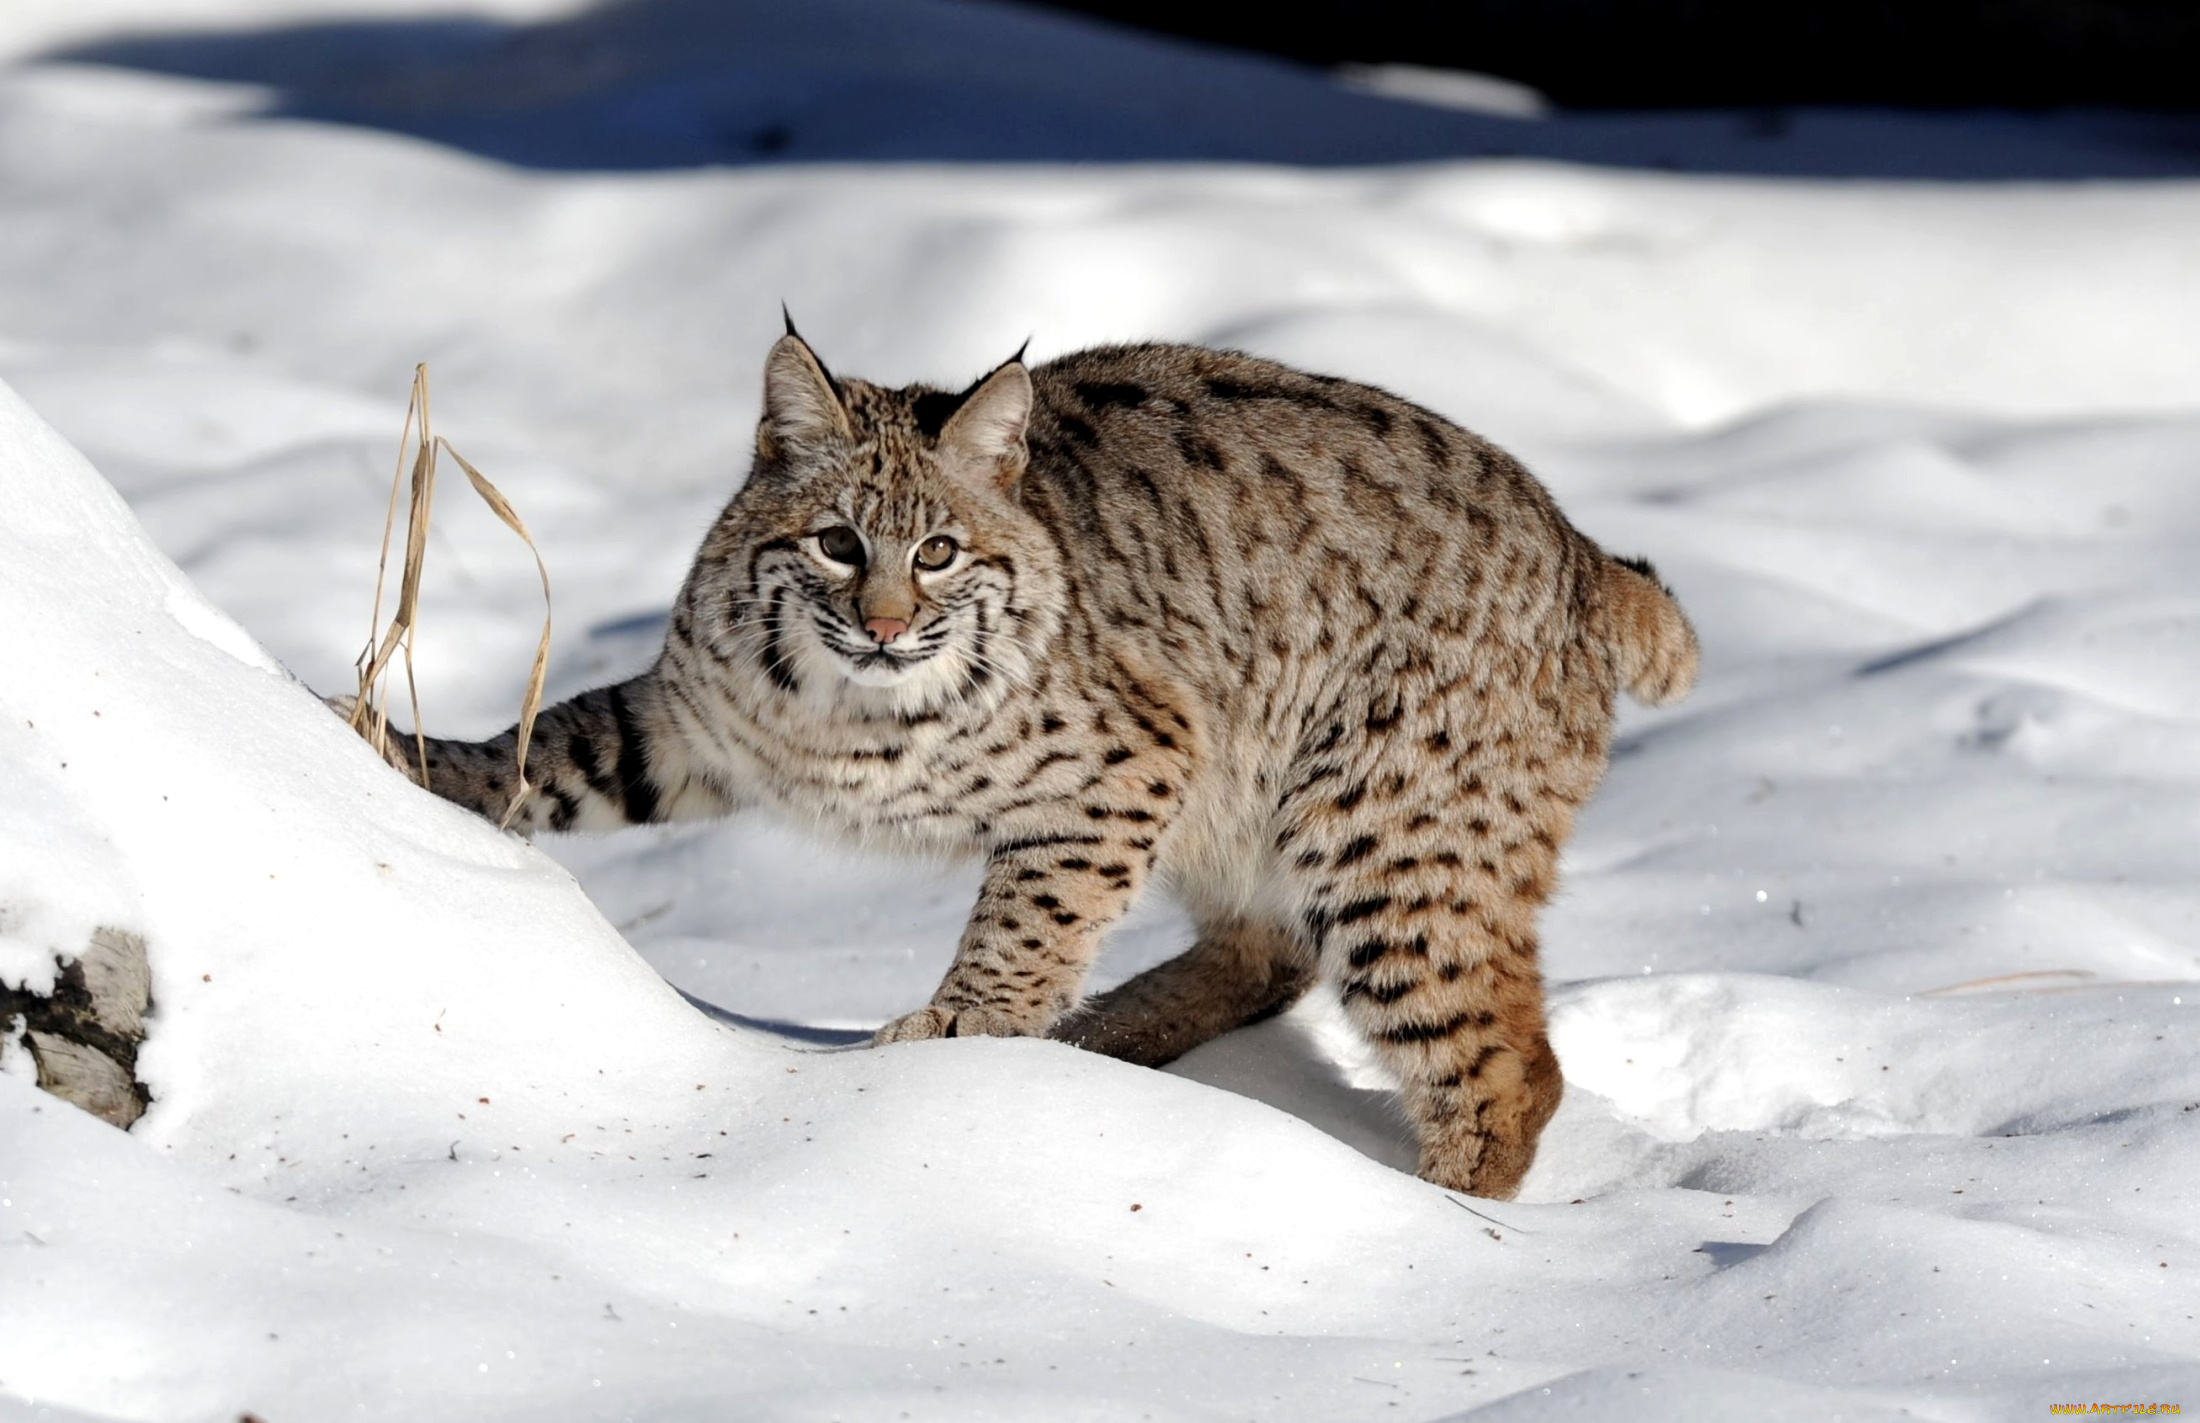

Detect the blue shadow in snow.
xmin=48 ymin=0 xmax=2200 ymax=178
xmin=679 ymin=990 xmax=873 ymax=1049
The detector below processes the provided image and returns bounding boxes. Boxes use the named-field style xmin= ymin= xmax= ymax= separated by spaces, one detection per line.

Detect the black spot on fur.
xmin=1024 ymin=750 xmax=1078 ymax=779
xmin=1334 ymin=895 xmax=1392 ymax=925
xmin=991 ymin=832 xmax=1105 ymax=854
xmin=1075 ymin=380 xmax=1149 ymax=411
xmin=1346 ymin=938 xmax=1395 ymax=969
xmin=759 ymin=592 xmax=800 ymax=695
xmin=545 ymin=784 xmax=580 ymax=832
xmin=1414 ymin=416 xmax=1451 ymax=465
xmin=1376 ymin=1010 xmax=1478 ymax=1045
xmin=605 ymin=684 xmax=661 ymax=825
xmin=1334 ymin=835 xmax=1379 ymax=868
xmin=569 ymin=730 xmax=618 ymax=800
xmin=1342 ymin=976 xmax=1418 ymax=1006
xmin=1175 ymin=431 xmax=1226 ymax=469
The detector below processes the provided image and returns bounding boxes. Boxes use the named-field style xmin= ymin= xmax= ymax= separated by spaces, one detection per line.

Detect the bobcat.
xmin=352 ymin=327 xmax=1697 ymax=1199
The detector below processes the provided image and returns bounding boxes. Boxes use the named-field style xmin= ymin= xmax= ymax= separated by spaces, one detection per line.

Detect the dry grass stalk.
xmin=347 ymin=364 xmax=552 ymax=830
xmin=1917 ymin=969 xmax=2096 ymax=996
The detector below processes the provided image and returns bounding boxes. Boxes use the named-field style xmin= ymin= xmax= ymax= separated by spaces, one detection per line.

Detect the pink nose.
xmin=864 ymin=617 xmax=910 ymax=646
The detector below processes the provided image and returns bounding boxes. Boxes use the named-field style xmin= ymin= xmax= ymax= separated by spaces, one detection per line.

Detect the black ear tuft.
xmin=911 ymin=387 xmax=972 ymax=439
xmin=760 ymin=331 xmax=853 ymax=456
xmin=775 ymin=307 xmax=841 ymax=395
xmin=935 ymin=361 xmax=1033 ymax=488
xmin=913 ymin=349 xmax=1034 ymax=442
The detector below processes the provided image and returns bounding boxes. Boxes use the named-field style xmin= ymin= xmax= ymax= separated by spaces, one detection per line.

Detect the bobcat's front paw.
xmin=871 ymin=1004 xmax=1029 ymax=1046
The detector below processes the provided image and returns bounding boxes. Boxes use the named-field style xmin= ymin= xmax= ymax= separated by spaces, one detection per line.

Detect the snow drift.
xmin=3 ymin=7 xmax=2200 ymax=1418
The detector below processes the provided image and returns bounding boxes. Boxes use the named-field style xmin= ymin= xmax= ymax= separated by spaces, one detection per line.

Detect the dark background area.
xmin=1029 ymin=0 xmax=2200 ymax=109
xmin=47 ymin=0 xmax=2200 ymax=176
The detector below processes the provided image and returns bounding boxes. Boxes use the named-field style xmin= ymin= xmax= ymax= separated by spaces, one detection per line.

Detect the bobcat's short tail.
xmin=1595 ymin=555 xmax=1698 ymax=705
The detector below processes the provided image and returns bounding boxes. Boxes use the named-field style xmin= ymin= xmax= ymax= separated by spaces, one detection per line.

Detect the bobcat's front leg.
xmin=875 ymin=810 xmax=1167 ymax=1045
xmin=331 ymin=671 xmax=735 ymax=834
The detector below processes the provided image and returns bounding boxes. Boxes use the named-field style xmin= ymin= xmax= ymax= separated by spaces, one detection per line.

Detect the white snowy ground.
xmin=3 ymin=4 xmax=2200 ymax=1420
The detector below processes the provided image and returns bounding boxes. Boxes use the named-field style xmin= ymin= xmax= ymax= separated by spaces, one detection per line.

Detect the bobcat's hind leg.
xmin=1050 ymin=916 xmax=1312 ymax=1068
xmin=1363 ymin=940 xmax=1562 ymax=1201
xmin=1282 ymin=777 xmax=1572 ymax=1201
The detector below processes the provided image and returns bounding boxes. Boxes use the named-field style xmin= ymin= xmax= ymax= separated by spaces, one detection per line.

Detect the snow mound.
xmin=5 ymin=20 xmax=2200 ymax=1418
xmin=0 ymin=377 xmax=749 ymax=1149
xmin=0 ymin=377 xmax=1537 ymax=1423
xmin=1549 ymin=973 xmax=2200 ymax=1142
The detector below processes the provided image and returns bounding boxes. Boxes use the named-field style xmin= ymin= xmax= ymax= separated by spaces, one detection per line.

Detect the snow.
xmin=3 ymin=2 xmax=2199 ymax=1418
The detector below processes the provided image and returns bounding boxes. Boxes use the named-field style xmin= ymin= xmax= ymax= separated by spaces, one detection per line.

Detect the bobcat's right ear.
xmin=937 ymin=358 xmax=1032 ymax=491
xmin=758 ymin=331 xmax=852 ymax=462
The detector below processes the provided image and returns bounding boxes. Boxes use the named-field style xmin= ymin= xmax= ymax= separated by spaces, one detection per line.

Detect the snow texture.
xmin=2 ymin=3 xmax=2198 ymax=1419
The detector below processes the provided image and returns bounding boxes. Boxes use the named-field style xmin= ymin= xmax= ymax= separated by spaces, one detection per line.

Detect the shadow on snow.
xmin=49 ymin=0 xmax=2200 ymax=179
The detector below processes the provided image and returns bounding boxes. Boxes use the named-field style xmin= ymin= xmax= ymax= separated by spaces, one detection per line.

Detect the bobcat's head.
xmin=690 ymin=329 xmax=1064 ymax=718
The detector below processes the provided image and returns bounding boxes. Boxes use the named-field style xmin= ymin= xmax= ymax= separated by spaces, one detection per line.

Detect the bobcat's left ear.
xmin=759 ymin=328 xmax=852 ymax=464
xmin=937 ymin=358 xmax=1031 ymax=490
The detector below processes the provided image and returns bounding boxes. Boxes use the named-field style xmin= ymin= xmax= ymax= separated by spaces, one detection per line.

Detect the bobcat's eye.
xmin=816 ymin=526 xmax=865 ymax=567
xmin=914 ymin=535 xmax=959 ymax=571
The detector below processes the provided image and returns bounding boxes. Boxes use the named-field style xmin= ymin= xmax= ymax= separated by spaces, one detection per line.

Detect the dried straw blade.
xmin=439 ymin=439 xmax=553 ymax=830
xmin=348 ymin=364 xmax=552 ymax=829
xmin=348 ymin=366 xmax=426 ymax=762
